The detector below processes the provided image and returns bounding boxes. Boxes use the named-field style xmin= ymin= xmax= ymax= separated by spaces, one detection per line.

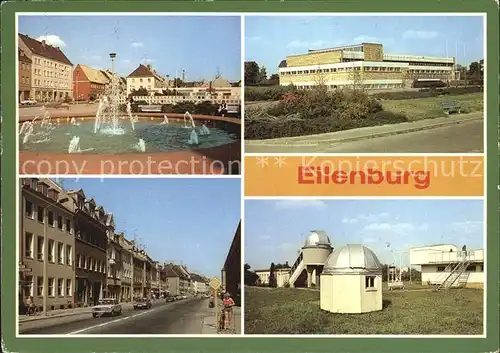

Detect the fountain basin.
xmin=19 ymin=113 xmax=241 ymax=175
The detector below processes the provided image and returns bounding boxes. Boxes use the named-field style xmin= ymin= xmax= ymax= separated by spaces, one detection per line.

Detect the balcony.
xmin=410 ymin=249 xmax=484 ymax=265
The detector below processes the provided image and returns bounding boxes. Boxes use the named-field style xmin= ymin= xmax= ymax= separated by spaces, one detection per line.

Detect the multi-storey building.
xmin=105 ymin=215 xmax=123 ymax=300
xmin=19 ymin=178 xmax=75 ymax=313
xmin=126 ymin=64 xmax=165 ymax=95
xmin=409 ymin=244 xmax=484 ymax=289
xmin=117 ymin=233 xmax=134 ymax=301
xmin=164 ymin=264 xmax=190 ymax=296
xmin=61 ymin=190 xmax=107 ymax=306
xmin=19 ymin=48 xmax=32 ymax=102
xmin=278 ymin=42 xmax=456 ymax=90
xmin=73 ymin=64 xmax=109 ymax=101
xmin=18 ymin=34 xmax=73 ymax=102
xmin=221 ymin=221 xmax=241 ymax=305
xmin=132 ymin=248 xmax=147 ymax=298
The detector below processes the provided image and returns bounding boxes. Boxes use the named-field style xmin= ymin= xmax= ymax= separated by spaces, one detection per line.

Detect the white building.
xmin=409 ymin=244 xmax=484 ymax=289
xmin=320 ymin=244 xmax=383 ymax=314
xmin=255 ymin=268 xmax=291 ymax=287
xmin=192 ymin=281 xmax=208 ymax=295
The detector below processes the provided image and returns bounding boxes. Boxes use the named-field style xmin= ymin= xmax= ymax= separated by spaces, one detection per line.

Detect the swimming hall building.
xmin=278 ymin=42 xmax=456 ymax=90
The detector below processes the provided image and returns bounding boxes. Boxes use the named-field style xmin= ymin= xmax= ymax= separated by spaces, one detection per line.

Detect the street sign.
xmin=209 ymin=277 xmax=221 ymax=290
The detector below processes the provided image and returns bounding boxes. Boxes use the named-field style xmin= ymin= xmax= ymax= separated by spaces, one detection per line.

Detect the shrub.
xmin=245 ymin=85 xmax=297 ymax=101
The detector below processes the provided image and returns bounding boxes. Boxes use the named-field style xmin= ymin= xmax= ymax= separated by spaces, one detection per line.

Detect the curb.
xmin=246 ymin=116 xmax=482 ymax=147
xmin=19 ymin=310 xmax=92 ymax=323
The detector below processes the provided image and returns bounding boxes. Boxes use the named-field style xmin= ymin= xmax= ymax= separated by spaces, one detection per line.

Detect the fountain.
xmin=68 ymin=136 xmax=82 ymax=153
xmin=134 ymin=139 xmax=146 ymax=152
xmin=161 ymin=115 xmax=169 ymax=125
xmin=187 ymin=129 xmax=199 ymax=145
xmin=183 ymin=111 xmax=196 ymax=129
xmin=20 ymin=121 xmax=34 ymax=144
xmin=199 ymin=124 xmax=211 ymax=136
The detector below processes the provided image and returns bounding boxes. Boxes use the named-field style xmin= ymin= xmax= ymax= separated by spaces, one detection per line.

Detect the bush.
xmin=373 ymin=86 xmax=482 ymax=101
xmin=245 ymin=87 xmax=408 ymax=140
xmin=245 ymin=85 xmax=297 ymax=101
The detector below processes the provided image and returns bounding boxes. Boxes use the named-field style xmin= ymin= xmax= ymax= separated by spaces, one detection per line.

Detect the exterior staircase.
xmin=435 ymin=257 xmax=470 ymax=291
xmin=288 ymin=252 xmax=304 ymax=288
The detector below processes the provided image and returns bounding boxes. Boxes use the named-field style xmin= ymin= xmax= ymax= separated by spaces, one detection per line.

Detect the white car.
xmin=92 ymin=298 xmax=122 ymax=317
xmin=20 ymin=99 xmax=37 ymax=105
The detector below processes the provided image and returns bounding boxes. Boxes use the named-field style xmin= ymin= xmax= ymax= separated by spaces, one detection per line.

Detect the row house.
xmin=117 ymin=233 xmax=134 ymax=301
xmin=18 ymin=34 xmax=73 ymax=102
xmin=105 ymin=215 xmax=122 ymax=300
xmin=61 ymin=190 xmax=107 ymax=307
xmin=19 ymin=48 xmax=32 ymax=102
xmin=19 ymin=179 xmax=75 ymax=312
xmin=73 ymin=64 xmax=109 ymax=101
xmin=126 ymin=64 xmax=165 ymax=95
xmin=164 ymin=263 xmax=191 ymax=296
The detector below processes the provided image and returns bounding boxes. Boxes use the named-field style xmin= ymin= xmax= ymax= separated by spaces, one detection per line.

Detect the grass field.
xmin=382 ymin=92 xmax=484 ymax=121
xmin=244 ymin=286 xmax=483 ymax=335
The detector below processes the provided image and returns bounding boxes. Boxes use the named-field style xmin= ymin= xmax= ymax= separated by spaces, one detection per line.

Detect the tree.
xmin=468 ymin=60 xmax=483 ymax=80
xmin=268 ymin=262 xmax=277 ymax=288
xmin=244 ymin=61 xmax=260 ymax=86
xmin=131 ymin=87 xmax=149 ymax=96
xmin=244 ymin=264 xmax=259 ymax=286
xmin=268 ymin=73 xmax=280 ymax=86
xmin=173 ymin=78 xmax=184 ymax=88
xmin=258 ymin=66 xmax=268 ymax=84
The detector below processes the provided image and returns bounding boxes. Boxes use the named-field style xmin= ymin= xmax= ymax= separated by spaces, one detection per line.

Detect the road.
xmin=20 ymin=298 xmax=213 ymax=335
xmin=246 ymin=119 xmax=484 ymax=153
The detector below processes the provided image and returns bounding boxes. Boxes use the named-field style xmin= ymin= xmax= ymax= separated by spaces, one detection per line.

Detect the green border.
xmin=2 ymin=1 xmax=499 ymax=352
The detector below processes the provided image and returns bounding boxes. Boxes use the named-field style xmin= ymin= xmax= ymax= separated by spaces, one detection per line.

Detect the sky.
xmin=245 ymin=15 xmax=485 ymax=75
xmin=19 ymin=15 xmax=241 ymax=81
xmin=245 ymin=199 xmax=484 ymax=270
xmin=59 ymin=178 xmax=241 ymax=278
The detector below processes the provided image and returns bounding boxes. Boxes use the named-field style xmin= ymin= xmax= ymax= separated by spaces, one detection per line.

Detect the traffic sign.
xmin=209 ymin=277 xmax=221 ymax=290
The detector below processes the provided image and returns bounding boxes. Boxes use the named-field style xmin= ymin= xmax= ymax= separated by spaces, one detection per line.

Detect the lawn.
xmin=382 ymin=92 xmax=484 ymax=121
xmin=244 ymin=286 xmax=483 ymax=335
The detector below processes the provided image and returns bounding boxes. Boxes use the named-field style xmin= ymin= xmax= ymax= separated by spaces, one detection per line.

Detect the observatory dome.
xmin=323 ymin=244 xmax=382 ymax=275
xmin=304 ymin=230 xmax=331 ymax=247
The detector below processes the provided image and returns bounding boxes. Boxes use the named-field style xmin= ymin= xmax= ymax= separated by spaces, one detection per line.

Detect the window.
xmin=466 ymin=264 xmax=477 ymax=272
xmin=24 ymin=275 xmax=34 ymax=297
xmin=37 ymin=206 xmax=44 ymax=223
xmin=365 ymin=276 xmax=375 ymax=289
xmin=66 ymin=245 xmax=72 ymax=265
xmin=48 ymin=240 xmax=55 ymax=262
xmin=57 ymin=243 xmax=64 ymax=264
xmin=66 ymin=219 xmax=71 ymax=233
xmin=57 ymin=278 xmax=64 ymax=296
xmin=437 ymin=266 xmax=446 ymax=272
xmin=48 ymin=278 xmax=55 ymax=296
xmin=481 ymin=265 xmax=484 ymax=272
xmin=37 ymin=276 xmax=44 ymax=296
xmin=83 ymin=256 xmax=88 ymax=269
xmin=25 ymin=232 xmax=34 ymax=258
xmin=66 ymin=279 xmax=72 ymax=296
xmin=57 ymin=215 xmax=63 ymax=230
xmin=37 ymin=236 xmax=44 ymax=261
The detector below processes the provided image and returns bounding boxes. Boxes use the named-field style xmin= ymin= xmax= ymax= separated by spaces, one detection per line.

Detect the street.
xmin=20 ymin=298 xmax=224 ymax=335
xmin=246 ymin=119 xmax=483 ymax=153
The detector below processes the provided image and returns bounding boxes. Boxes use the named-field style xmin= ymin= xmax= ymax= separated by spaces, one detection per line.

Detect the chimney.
xmin=146 ymin=64 xmax=152 ymax=71
xmin=42 ymin=40 xmax=46 ymax=47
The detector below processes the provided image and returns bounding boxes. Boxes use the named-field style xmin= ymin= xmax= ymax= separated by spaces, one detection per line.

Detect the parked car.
xmin=166 ymin=296 xmax=175 ymax=302
xmin=133 ymin=297 xmax=152 ymax=310
xmin=182 ymin=295 xmax=187 ymax=299
xmin=20 ymin=99 xmax=37 ymax=105
xmin=92 ymin=298 xmax=122 ymax=317
xmin=175 ymin=295 xmax=182 ymax=301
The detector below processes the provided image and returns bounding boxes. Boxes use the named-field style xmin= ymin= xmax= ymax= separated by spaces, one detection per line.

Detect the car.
xmin=166 ymin=296 xmax=175 ymax=302
xmin=182 ymin=295 xmax=187 ymax=299
xmin=175 ymin=295 xmax=182 ymax=301
xmin=20 ymin=99 xmax=37 ymax=105
xmin=92 ymin=298 xmax=122 ymax=317
xmin=133 ymin=298 xmax=152 ymax=310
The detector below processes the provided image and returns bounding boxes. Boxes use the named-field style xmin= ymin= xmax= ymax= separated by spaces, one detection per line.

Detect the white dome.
xmin=323 ymin=244 xmax=382 ymax=275
xmin=304 ymin=230 xmax=331 ymax=247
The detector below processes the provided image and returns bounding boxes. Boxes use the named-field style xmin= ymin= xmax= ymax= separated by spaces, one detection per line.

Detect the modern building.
xmin=19 ymin=178 xmax=75 ymax=312
xmin=72 ymin=64 xmax=109 ymax=101
xmin=61 ymin=190 xmax=107 ymax=306
xmin=18 ymin=48 xmax=32 ymax=102
xmin=409 ymin=244 xmax=485 ymax=289
xmin=278 ymin=42 xmax=456 ymax=90
xmin=126 ymin=64 xmax=165 ymax=95
xmin=18 ymin=34 xmax=73 ymax=102
xmin=320 ymin=244 xmax=383 ymax=314
xmin=221 ymin=221 xmax=241 ymax=305
xmin=255 ymin=267 xmax=291 ymax=287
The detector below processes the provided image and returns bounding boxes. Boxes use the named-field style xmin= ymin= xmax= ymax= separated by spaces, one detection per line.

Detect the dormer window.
xmin=37 ymin=182 xmax=48 ymax=196
xmin=30 ymin=178 xmax=38 ymax=189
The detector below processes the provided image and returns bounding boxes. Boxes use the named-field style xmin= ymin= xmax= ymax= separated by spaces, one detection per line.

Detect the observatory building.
xmin=320 ymin=244 xmax=383 ymax=314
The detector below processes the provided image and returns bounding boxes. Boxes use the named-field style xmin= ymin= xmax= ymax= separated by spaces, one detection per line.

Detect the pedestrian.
xmin=222 ymin=293 xmax=235 ymax=329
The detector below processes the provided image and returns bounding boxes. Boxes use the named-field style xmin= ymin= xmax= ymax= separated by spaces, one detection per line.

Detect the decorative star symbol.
xmin=255 ymin=156 xmax=269 ymax=168
xmin=274 ymin=156 xmax=287 ymax=168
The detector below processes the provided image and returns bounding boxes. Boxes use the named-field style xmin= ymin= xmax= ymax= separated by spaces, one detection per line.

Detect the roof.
xmin=223 ymin=221 xmax=241 ymax=270
xmin=304 ymin=230 xmax=331 ymax=247
xmin=211 ymin=76 xmax=231 ymax=88
xmin=78 ymin=64 xmax=109 ymax=84
xmin=19 ymin=33 xmax=73 ymax=66
xmin=19 ymin=49 xmax=32 ymax=63
xmin=278 ymin=60 xmax=287 ymax=68
xmin=164 ymin=264 xmax=189 ymax=280
xmin=127 ymin=64 xmax=157 ymax=78
xmin=323 ymin=244 xmax=382 ymax=275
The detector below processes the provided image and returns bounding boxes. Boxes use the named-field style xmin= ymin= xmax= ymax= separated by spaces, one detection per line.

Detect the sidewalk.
xmin=201 ymin=301 xmax=241 ymax=335
xmin=245 ymin=112 xmax=483 ymax=148
xmin=19 ymin=302 xmax=134 ymax=323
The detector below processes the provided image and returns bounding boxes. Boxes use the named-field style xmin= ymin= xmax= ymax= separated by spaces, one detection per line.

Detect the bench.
xmin=139 ymin=105 xmax=162 ymax=113
xmin=441 ymin=101 xmax=461 ymax=115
